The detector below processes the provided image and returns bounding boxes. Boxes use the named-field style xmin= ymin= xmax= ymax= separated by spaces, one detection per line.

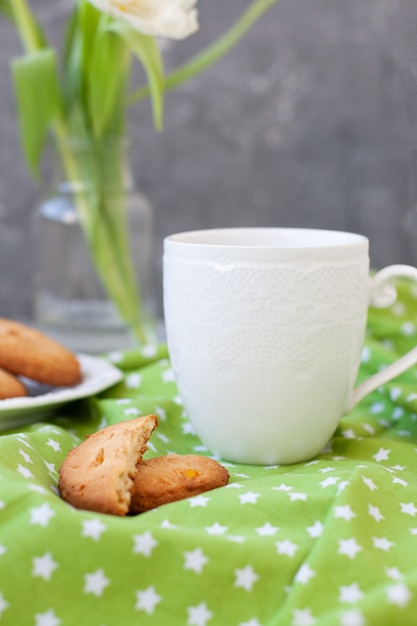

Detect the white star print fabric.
xmin=1 ymin=282 xmax=417 ymax=625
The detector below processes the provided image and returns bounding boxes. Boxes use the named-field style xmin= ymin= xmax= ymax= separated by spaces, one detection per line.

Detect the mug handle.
xmin=344 ymin=264 xmax=417 ymax=414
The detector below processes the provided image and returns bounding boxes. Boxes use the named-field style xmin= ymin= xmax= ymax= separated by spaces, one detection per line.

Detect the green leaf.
xmin=8 ymin=0 xmax=46 ymax=51
xmin=0 ymin=0 xmax=14 ymax=20
xmin=87 ymin=20 xmax=131 ymax=136
xmin=128 ymin=0 xmax=280 ymax=105
xmin=12 ymin=48 xmax=61 ymax=177
xmin=111 ymin=22 xmax=164 ymax=130
xmin=62 ymin=6 xmax=82 ymax=110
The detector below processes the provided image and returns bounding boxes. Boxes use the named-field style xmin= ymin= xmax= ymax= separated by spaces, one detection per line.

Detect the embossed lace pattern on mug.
xmin=164 ymin=256 xmax=369 ymax=388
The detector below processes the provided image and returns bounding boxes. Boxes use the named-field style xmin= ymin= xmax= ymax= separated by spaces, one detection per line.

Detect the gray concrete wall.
xmin=1 ymin=0 xmax=417 ymax=319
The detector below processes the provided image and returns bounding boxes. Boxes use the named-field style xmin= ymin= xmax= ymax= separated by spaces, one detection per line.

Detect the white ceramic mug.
xmin=163 ymin=228 xmax=417 ymax=465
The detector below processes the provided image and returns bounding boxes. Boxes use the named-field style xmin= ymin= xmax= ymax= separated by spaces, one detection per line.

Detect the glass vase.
xmin=32 ymin=138 xmax=155 ymax=353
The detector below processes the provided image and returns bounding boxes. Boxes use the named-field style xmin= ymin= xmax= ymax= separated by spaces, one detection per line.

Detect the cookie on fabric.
xmin=0 ymin=318 xmax=81 ymax=387
xmin=0 ymin=367 xmax=27 ymax=399
xmin=58 ymin=415 xmax=158 ymax=516
xmin=130 ymin=454 xmax=230 ymax=514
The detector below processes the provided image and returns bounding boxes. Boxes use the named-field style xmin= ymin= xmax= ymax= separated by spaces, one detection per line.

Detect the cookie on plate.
xmin=0 ymin=318 xmax=81 ymax=387
xmin=0 ymin=367 xmax=27 ymax=399
xmin=58 ymin=415 xmax=158 ymax=516
xmin=130 ymin=454 xmax=230 ymax=513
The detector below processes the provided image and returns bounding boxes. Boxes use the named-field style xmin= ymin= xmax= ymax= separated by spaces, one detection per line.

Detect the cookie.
xmin=0 ymin=318 xmax=81 ymax=387
xmin=0 ymin=367 xmax=27 ymax=399
xmin=58 ymin=415 xmax=158 ymax=516
xmin=130 ymin=454 xmax=229 ymax=513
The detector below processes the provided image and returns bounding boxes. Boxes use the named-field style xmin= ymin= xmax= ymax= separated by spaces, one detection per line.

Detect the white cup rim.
xmin=165 ymin=227 xmax=368 ymax=250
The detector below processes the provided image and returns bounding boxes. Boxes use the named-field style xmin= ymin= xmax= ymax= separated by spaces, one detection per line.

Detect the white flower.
xmin=89 ymin=0 xmax=199 ymax=40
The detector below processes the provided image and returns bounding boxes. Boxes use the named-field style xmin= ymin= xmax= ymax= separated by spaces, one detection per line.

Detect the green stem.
xmin=10 ymin=0 xmax=43 ymax=52
xmin=127 ymin=0 xmax=281 ymax=106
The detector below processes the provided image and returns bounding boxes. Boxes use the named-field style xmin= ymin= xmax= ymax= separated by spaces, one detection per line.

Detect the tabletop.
xmin=1 ymin=279 xmax=417 ymax=626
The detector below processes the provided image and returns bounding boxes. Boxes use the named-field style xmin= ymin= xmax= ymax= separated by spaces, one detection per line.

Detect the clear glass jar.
xmin=32 ymin=138 xmax=155 ymax=353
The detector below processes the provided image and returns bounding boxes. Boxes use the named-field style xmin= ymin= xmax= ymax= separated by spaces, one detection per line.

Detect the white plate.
xmin=0 ymin=354 xmax=123 ymax=430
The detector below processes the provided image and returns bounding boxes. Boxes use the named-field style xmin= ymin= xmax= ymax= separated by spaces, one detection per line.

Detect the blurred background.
xmin=1 ymin=0 xmax=417 ymax=320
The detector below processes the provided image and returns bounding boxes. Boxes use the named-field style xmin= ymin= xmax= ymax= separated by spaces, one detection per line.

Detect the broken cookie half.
xmin=58 ymin=415 xmax=158 ymax=516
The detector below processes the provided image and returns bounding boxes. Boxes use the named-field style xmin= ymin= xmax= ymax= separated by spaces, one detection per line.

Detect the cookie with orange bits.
xmin=0 ymin=318 xmax=81 ymax=387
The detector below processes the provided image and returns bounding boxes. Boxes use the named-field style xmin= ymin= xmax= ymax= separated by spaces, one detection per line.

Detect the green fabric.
xmin=1 ymin=282 xmax=417 ymax=626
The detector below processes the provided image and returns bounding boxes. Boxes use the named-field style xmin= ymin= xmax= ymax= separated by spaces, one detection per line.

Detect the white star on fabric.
xmin=338 ymin=538 xmax=362 ymax=559
xmin=30 ymin=504 xmax=55 ymax=527
xmin=44 ymin=461 xmax=57 ymax=475
xmin=341 ymin=429 xmax=356 ymax=439
xmin=187 ymin=602 xmax=213 ymax=626
xmin=390 ymin=386 xmax=401 ymax=400
xmin=45 ymin=438 xmax=61 ymax=452
xmin=189 ymin=495 xmax=210 ymax=508
xmin=319 ymin=467 xmax=336 ymax=473
xmin=276 ymin=539 xmax=298 ymax=557
xmin=410 ymin=528 xmax=417 ymax=535
xmin=385 ymin=567 xmax=403 ymax=580
xmin=256 ymin=522 xmax=279 ymax=536
xmin=84 ymin=569 xmax=110 ymax=597
xmin=339 ymin=583 xmax=364 ymax=603
xmin=0 ymin=593 xmax=9 ymax=618
xmin=392 ymin=476 xmax=408 ymax=487
xmin=205 ymin=522 xmax=228 ymax=535
xmin=34 ymin=609 xmax=61 ymax=626
xmin=155 ymin=406 xmax=167 ymax=421
xmin=373 ymin=447 xmax=390 ymax=462
xmin=289 ymin=492 xmax=307 ymax=502
xmin=368 ymin=504 xmax=384 ymax=522
xmin=17 ymin=464 xmax=34 ymax=479
xmin=17 ymin=435 xmax=32 ymax=448
xmin=81 ymin=519 xmax=107 ymax=541
xmin=291 ymin=607 xmax=315 ymax=625
xmin=18 ymin=448 xmax=32 ymax=463
xmin=162 ymin=368 xmax=176 ymax=382
xmin=392 ymin=407 xmax=404 ymax=420
xmin=0 ymin=501 xmax=5 ymax=510
xmin=337 ymin=479 xmax=351 ymax=491
xmin=400 ymin=502 xmax=417 ymax=517
xmin=361 ymin=476 xmax=378 ymax=491
xmin=294 ymin=563 xmax=316 ymax=585
xmin=108 ymin=350 xmax=123 ymax=362
xmin=126 ymin=373 xmax=142 ymax=388
xmin=161 ymin=519 xmax=178 ymax=529
xmin=391 ymin=465 xmax=406 ymax=471
xmin=272 ymin=483 xmax=293 ymax=491
xmin=0 ymin=543 xmax=7 ymax=557
xmin=141 ymin=344 xmax=158 ymax=358
xmin=334 ymin=505 xmax=356 ymax=521
xmin=184 ymin=548 xmax=209 ymax=574
xmin=340 ymin=608 xmax=366 ymax=626
xmin=239 ymin=492 xmax=260 ymax=504
xmin=133 ymin=531 xmax=158 ymax=557
xmin=372 ymin=536 xmax=394 ymax=551
xmin=239 ymin=619 xmax=262 ymax=626
xmin=32 ymin=552 xmax=58 ymax=580
xmin=28 ymin=484 xmax=48 ymax=495
xmin=370 ymin=402 xmax=385 ymax=414
xmin=306 ymin=521 xmax=323 ymax=538
xmin=386 ymin=583 xmax=412 ymax=607
xmin=363 ymin=423 xmax=375 ymax=435
xmin=124 ymin=407 xmax=141 ymax=416
xmin=156 ymin=432 xmax=170 ymax=444
xmin=227 ymin=535 xmax=246 ymax=544
xmin=182 ymin=422 xmax=196 ymax=435
xmin=135 ymin=586 xmax=161 ymax=614
xmin=234 ymin=565 xmax=259 ymax=591
xmin=320 ymin=476 xmax=340 ymax=488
